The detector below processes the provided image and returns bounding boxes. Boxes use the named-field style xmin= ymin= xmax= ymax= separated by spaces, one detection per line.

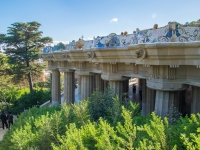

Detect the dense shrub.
xmin=87 ymin=88 xmax=139 ymax=126
xmin=33 ymin=81 xmax=50 ymax=88
xmin=87 ymin=89 xmax=117 ymax=122
xmin=9 ymin=88 xmax=51 ymax=114
xmin=0 ymin=106 xmax=61 ymax=150
xmin=0 ymin=90 xmax=200 ymax=150
xmin=0 ymin=87 xmax=29 ymax=112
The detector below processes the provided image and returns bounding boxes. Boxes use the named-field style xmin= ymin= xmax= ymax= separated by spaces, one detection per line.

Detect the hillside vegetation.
xmin=0 ymin=90 xmax=199 ymax=150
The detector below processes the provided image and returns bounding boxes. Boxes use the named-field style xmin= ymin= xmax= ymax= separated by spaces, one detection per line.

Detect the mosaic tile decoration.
xmin=43 ymin=22 xmax=200 ymax=53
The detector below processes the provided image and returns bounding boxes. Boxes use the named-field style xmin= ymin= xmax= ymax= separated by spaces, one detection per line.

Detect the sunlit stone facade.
xmin=41 ymin=23 xmax=200 ymax=117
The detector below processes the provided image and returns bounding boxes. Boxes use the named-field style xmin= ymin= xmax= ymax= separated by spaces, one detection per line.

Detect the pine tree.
xmin=56 ymin=42 xmax=66 ymax=50
xmin=0 ymin=54 xmax=11 ymax=87
xmin=0 ymin=22 xmax=52 ymax=92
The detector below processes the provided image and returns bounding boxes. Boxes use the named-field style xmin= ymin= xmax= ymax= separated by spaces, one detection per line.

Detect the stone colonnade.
xmin=42 ymin=42 xmax=200 ymax=117
xmin=136 ymin=79 xmax=200 ymax=117
xmin=50 ymin=69 xmax=200 ymax=116
xmin=51 ymin=70 xmax=129 ymax=105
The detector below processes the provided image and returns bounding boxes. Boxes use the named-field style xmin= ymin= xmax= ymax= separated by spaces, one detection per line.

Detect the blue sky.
xmin=1 ymin=0 xmax=200 ymax=44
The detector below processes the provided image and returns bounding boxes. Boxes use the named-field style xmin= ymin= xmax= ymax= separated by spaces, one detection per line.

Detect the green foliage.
xmin=115 ymin=106 xmax=137 ymax=149
xmin=0 ymin=106 xmax=61 ymax=150
xmin=168 ymin=113 xmax=200 ymax=149
xmin=180 ymin=127 xmax=200 ymax=150
xmin=1 ymin=21 xmax=53 ymax=91
xmin=0 ymin=54 xmax=14 ymax=100
xmin=0 ymin=86 xmax=30 ymax=112
xmin=184 ymin=19 xmax=200 ymax=26
xmin=87 ymin=88 xmax=119 ymax=123
xmin=167 ymin=104 xmax=182 ymax=125
xmin=9 ymin=88 xmax=51 ymax=114
xmin=70 ymin=101 xmax=90 ymax=127
xmin=33 ymin=81 xmax=50 ymax=89
xmin=1 ymin=89 xmax=200 ymax=150
xmin=55 ymin=42 xmax=66 ymax=50
xmin=137 ymin=113 xmax=168 ymax=149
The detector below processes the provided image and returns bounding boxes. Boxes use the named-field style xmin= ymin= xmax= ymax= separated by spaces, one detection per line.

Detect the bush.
xmin=1 ymin=89 xmax=200 ymax=150
xmin=33 ymin=81 xmax=50 ymax=88
xmin=0 ymin=106 xmax=61 ymax=150
xmin=87 ymin=88 xmax=116 ymax=122
xmin=9 ymin=88 xmax=51 ymax=114
xmin=0 ymin=87 xmax=29 ymax=112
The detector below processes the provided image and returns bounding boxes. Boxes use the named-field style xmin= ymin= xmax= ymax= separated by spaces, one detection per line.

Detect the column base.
xmin=52 ymin=100 xmax=60 ymax=106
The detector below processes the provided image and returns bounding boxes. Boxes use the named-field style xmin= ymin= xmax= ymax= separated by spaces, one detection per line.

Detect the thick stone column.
xmin=155 ymin=90 xmax=179 ymax=117
xmin=146 ymin=88 xmax=155 ymax=115
xmin=109 ymin=81 xmax=123 ymax=99
xmin=191 ymin=86 xmax=200 ymax=114
xmin=52 ymin=69 xmax=61 ymax=106
xmin=81 ymin=75 xmax=93 ymax=100
xmin=63 ymin=71 xmax=75 ymax=104
xmin=72 ymin=71 xmax=75 ymax=103
xmin=141 ymin=79 xmax=147 ymax=116
xmin=78 ymin=76 xmax=81 ymax=94
xmin=95 ymin=74 xmax=103 ymax=91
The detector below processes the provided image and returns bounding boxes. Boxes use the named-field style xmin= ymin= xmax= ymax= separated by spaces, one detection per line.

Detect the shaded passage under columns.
xmin=52 ymin=69 xmax=61 ymax=106
xmin=141 ymin=79 xmax=147 ymax=116
xmin=132 ymin=78 xmax=141 ymax=103
xmin=81 ymin=75 xmax=93 ymax=100
xmin=64 ymin=71 xmax=75 ymax=104
xmin=123 ymin=79 xmax=129 ymax=97
xmin=191 ymin=86 xmax=200 ymax=114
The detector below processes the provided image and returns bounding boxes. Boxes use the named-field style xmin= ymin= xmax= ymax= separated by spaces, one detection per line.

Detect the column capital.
xmin=147 ymin=80 xmax=188 ymax=91
xmin=101 ymin=73 xmax=130 ymax=81
xmin=59 ymin=68 xmax=74 ymax=73
xmin=48 ymin=60 xmax=59 ymax=70
xmin=51 ymin=68 xmax=59 ymax=71
xmin=75 ymin=71 xmax=94 ymax=76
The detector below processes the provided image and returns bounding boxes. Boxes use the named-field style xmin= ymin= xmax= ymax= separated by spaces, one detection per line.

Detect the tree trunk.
xmin=26 ymin=58 xmax=34 ymax=92
xmin=27 ymin=72 xmax=33 ymax=92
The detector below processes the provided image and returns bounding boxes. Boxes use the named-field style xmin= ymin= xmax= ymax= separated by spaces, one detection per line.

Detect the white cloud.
xmin=45 ymin=41 xmax=69 ymax=46
xmin=110 ymin=18 xmax=118 ymax=22
xmin=151 ymin=13 xmax=157 ymax=19
xmin=53 ymin=41 xmax=69 ymax=44
xmin=87 ymin=37 xmax=93 ymax=40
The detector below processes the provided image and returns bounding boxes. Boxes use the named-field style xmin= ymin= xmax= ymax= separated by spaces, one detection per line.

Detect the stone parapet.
xmin=41 ymin=42 xmax=200 ymax=66
xmin=42 ymin=23 xmax=200 ymax=52
xmin=41 ymin=41 xmax=200 ymax=90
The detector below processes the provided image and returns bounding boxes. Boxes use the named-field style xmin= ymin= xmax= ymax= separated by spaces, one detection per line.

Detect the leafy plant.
xmin=1 ymin=89 xmax=200 ymax=150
